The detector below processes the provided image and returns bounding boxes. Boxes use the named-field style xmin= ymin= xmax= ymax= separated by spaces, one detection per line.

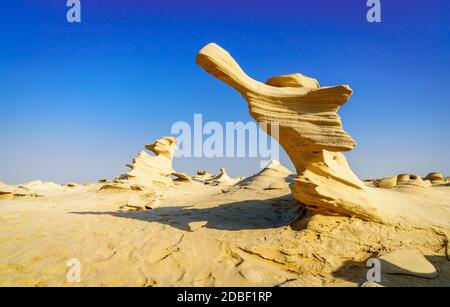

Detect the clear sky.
xmin=1 ymin=0 xmax=449 ymax=184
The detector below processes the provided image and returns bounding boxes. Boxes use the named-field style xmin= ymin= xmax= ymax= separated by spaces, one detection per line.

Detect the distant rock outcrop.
xmin=205 ymin=168 xmax=241 ymax=186
xmin=424 ymin=172 xmax=447 ymax=185
xmin=372 ymin=173 xmax=435 ymax=189
xmin=117 ymin=137 xmax=191 ymax=188
xmin=0 ymin=180 xmax=80 ymax=198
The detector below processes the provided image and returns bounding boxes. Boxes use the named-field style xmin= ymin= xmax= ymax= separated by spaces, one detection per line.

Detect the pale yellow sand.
xmin=0 ymin=182 xmax=449 ymax=287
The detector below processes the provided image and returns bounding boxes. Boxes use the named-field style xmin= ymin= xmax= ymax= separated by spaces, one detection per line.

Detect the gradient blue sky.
xmin=1 ymin=0 xmax=449 ymax=184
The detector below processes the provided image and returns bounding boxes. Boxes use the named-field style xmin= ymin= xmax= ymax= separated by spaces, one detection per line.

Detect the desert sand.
xmin=0 ymin=43 xmax=449 ymax=287
xmin=0 ymin=169 xmax=449 ymax=287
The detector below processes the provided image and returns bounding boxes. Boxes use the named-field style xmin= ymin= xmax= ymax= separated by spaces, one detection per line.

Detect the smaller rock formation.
xmin=373 ymin=176 xmax=397 ymax=188
xmin=204 ymin=168 xmax=241 ymax=186
xmin=373 ymin=173 xmax=437 ymax=189
xmin=397 ymin=174 xmax=419 ymax=184
xmin=396 ymin=174 xmax=430 ymax=188
xmin=424 ymin=172 xmax=447 ymax=185
xmin=116 ymin=137 xmax=191 ymax=188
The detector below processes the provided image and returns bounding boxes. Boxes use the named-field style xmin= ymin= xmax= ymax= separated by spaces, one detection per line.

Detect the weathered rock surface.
xmin=378 ymin=250 xmax=438 ymax=279
xmin=424 ymin=172 xmax=447 ymax=185
xmin=397 ymin=174 xmax=420 ymax=183
xmin=266 ymin=73 xmax=319 ymax=89
xmin=237 ymin=160 xmax=293 ymax=190
xmin=425 ymin=172 xmax=444 ymax=181
xmin=374 ymin=176 xmax=398 ymax=188
xmin=192 ymin=170 xmax=216 ymax=182
xmin=372 ymin=174 xmax=432 ymax=189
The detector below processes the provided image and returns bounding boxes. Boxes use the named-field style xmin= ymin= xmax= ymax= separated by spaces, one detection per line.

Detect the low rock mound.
xmin=372 ymin=172 xmax=447 ymax=189
xmin=237 ymin=160 xmax=293 ymax=190
xmin=14 ymin=180 xmax=76 ymax=197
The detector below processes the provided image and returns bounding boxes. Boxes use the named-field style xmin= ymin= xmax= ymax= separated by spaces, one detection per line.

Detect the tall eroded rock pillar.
xmin=196 ymin=43 xmax=380 ymax=221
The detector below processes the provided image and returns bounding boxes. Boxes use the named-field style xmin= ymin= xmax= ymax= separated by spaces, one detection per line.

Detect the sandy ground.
xmin=0 ymin=181 xmax=449 ymax=287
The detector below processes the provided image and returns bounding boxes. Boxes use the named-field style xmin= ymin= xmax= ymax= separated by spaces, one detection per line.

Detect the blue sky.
xmin=1 ymin=0 xmax=449 ymax=184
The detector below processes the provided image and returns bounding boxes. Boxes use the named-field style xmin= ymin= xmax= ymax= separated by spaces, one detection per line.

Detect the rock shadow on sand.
xmin=71 ymin=195 xmax=304 ymax=232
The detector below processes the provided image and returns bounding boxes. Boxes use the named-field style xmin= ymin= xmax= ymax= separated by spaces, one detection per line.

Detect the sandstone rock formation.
xmin=196 ymin=43 xmax=380 ymax=220
xmin=237 ymin=160 xmax=293 ymax=190
xmin=396 ymin=174 xmax=431 ymax=188
xmin=372 ymin=174 xmax=432 ymax=189
xmin=424 ymin=172 xmax=447 ymax=185
xmin=117 ymin=137 xmax=191 ymax=188
xmin=205 ymin=168 xmax=240 ymax=186
xmin=374 ymin=176 xmax=398 ymax=188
